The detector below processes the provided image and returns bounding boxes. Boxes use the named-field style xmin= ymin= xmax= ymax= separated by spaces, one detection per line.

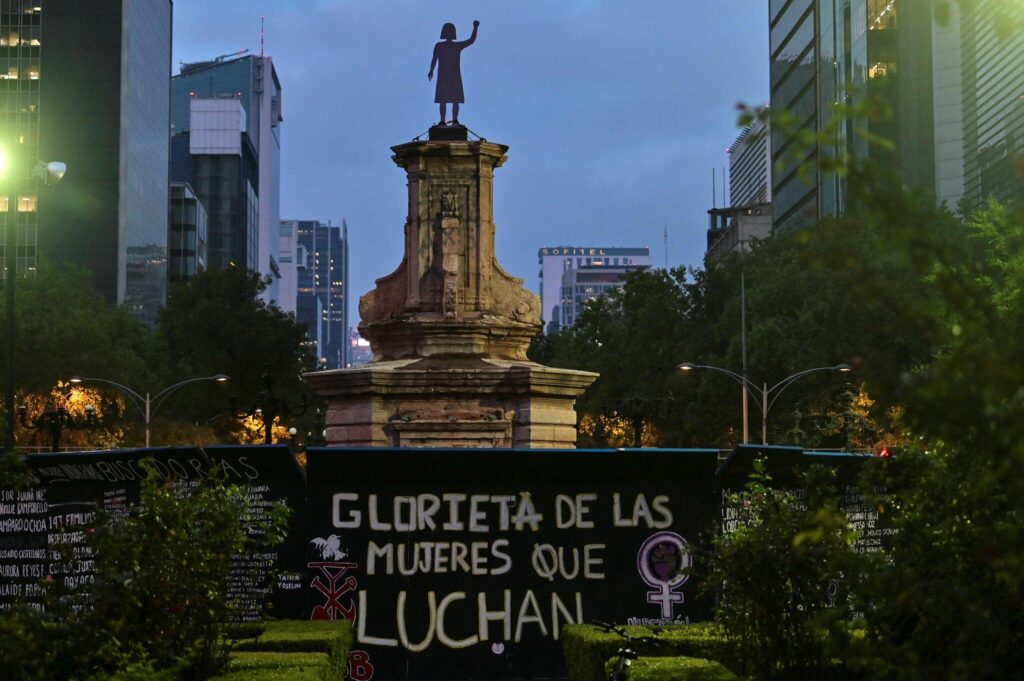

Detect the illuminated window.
xmin=3 ymin=65 xmax=18 ymax=80
xmin=18 ymin=196 xmax=37 ymax=212
xmin=868 ymin=0 xmax=897 ymax=29
xmin=0 ymin=196 xmax=8 ymax=212
xmin=27 ymin=64 xmax=39 ymax=80
xmin=869 ymin=62 xmax=890 ymax=79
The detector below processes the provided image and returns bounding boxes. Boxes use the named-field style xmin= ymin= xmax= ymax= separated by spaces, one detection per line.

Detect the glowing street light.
xmin=68 ymin=374 xmax=230 ymax=448
xmin=678 ymin=362 xmax=852 ymax=445
xmin=3 ymin=145 xmax=67 ymax=453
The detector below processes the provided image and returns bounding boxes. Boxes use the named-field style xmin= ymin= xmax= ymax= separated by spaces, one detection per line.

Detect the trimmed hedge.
xmin=233 ymin=620 xmax=354 ymax=654
xmin=563 ymin=623 xmax=732 ymax=681
xmin=220 ymin=620 xmax=354 ymax=680
xmin=604 ymin=656 xmax=740 ymax=681
xmin=218 ymin=652 xmax=327 ymax=680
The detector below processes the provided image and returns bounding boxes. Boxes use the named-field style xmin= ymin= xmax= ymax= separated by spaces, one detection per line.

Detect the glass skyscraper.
xmin=289 ymin=219 xmax=349 ymax=369
xmin=0 ymin=0 xmax=174 ymax=323
xmin=958 ymin=1 xmax=1024 ymax=207
xmin=769 ymin=0 xmax=934 ymax=230
xmin=168 ymin=182 xmax=207 ymax=284
xmin=171 ymin=55 xmax=283 ymax=305
xmin=0 ymin=0 xmax=42 ymax=284
xmin=2 ymin=0 xmax=173 ymax=325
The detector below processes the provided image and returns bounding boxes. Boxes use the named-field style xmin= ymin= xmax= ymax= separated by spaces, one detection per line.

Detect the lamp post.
xmin=678 ymin=362 xmax=852 ymax=445
xmin=68 ymin=374 xmax=229 ymax=448
xmin=2 ymin=144 xmax=67 ymax=453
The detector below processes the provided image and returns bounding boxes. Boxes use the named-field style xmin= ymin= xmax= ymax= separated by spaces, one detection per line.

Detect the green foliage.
xmin=840 ymin=198 xmax=1024 ymax=679
xmin=233 ymin=620 xmax=354 ymax=654
xmin=561 ymin=623 xmax=730 ymax=681
xmin=702 ymin=461 xmax=862 ymax=681
xmin=0 ymin=261 xmax=154 ymax=395
xmin=216 ymin=653 xmax=328 ymax=680
xmin=696 ymin=194 xmax=1024 ymax=679
xmin=604 ymin=655 xmax=739 ymax=681
xmin=532 ymin=202 xmax=939 ymax=448
xmin=154 ymin=267 xmax=318 ymax=443
xmin=219 ymin=620 xmax=352 ymax=681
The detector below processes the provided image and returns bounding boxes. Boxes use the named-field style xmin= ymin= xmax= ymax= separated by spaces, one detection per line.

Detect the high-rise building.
xmin=277 ymin=218 xmax=298 ymax=314
xmin=2 ymin=0 xmax=172 ymax=325
xmin=705 ymin=120 xmax=774 ymax=265
xmin=769 ymin=0 xmax=935 ymax=231
xmin=729 ymin=116 xmax=772 ymax=207
xmin=171 ymin=97 xmax=259 ymax=275
xmin=935 ymin=1 xmax=1024 ymax=208
xmin=168 ymin=182 xmax=207 ymax=285
xmin=705 ymin=205 xmax=773 ymax=266
xmin=171 ymin=53 xmax=283 ymax=304
xmin=558 ymin=261 xmax=651 ymax=330
xmin=537 ymin=246 xmax=652 ymax=333
xmin=286 ymin=219 xmax=349 ymax=368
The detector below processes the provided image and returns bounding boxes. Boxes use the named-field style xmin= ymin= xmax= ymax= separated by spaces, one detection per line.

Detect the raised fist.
xmin=473 ymin=20 xmax=480 ymax=27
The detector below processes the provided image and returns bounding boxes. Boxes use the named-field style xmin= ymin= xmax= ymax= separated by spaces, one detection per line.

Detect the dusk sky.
xmin=173 ymin=1 xmax=769 ymax=319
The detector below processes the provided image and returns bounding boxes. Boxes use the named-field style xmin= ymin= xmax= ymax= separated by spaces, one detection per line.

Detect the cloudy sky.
xmin=173 ymin=0 xmax=768 ymax=317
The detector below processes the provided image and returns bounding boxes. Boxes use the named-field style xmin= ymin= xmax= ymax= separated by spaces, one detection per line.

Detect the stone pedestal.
xmin=306 ymin=136 xmax=597 ymax=448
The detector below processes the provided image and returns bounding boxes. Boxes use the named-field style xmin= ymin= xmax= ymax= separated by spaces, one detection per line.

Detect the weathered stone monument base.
xmin=306 ymin=134 xmax=597 ymax=448
xmin=307 ymin=359 xmax=596 ymax=448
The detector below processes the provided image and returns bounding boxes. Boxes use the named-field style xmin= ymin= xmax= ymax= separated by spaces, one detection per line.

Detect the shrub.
xmin=701 ymin=461 xmax=862 ymax=681
xmin=0 ymin=465 xmax=288 ymax=680
xmin=562 ymin=623 xmax=729 ymax=681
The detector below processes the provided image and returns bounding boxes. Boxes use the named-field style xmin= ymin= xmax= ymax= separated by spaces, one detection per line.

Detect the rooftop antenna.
xmin=663 ymin=223 xmax=669 ymax=269
xmin=260 ymin=16 xmax=265 ymax=57
xmin=712 ymin=168 xmax=717 ymax=209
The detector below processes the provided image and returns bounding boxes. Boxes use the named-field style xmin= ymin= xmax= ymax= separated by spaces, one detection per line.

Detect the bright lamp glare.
xmin=0 ymin=147 xmax=7 ymax=177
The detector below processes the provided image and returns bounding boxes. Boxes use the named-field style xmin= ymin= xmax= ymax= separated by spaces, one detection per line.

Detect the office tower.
xmin=934 ymin=1 xmax=1024 ymax=208
xmin=769 ymin=0 xmax=934 ymax=231
xmin=537 ymin=246 xmax=652 ymax=333
xmin=287 ymin=219 xmax=348 ymax=368
xmin=171 ymin=97 xmax=259 ymax=274
xmin=557 ymin=260 xmax=651 ymax=330
xmin=706 ymin=120 xmax=774 ymax=265
xmin=171 ymin=53 xmax=283 ymax=303
xmin=277 ymin=219 xmax=298 ymax=314
xmin=168 ymin=182 xmax=207 ymax=284
xmin=1 ymin=0 xmax=172 ymax=325
xmin=729 ymin=117 xmax=772 ymax=207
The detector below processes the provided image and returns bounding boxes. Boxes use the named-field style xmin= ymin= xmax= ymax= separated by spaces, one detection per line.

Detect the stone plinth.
xmin=305 ymin=137 xmax=597 ymax=448
xmin=306 ymin=359 xmax=596 ymax=449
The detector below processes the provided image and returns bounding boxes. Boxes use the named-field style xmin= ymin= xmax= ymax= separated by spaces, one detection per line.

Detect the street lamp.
xmin=677 ymin=362 xmax=852 ymax=445
xmin=2 ymin=144 xmax=67 ymax=453
xmin=68 ymin=374 xmax=230 ymax=448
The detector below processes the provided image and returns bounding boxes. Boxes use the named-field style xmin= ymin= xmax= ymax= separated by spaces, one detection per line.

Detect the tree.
xmin=844 ymin=196 xmax=1024 ymax=680
xmin=153 ymin=267 xmax=317 ymax=443
xmin=0 ymin=261 xmax=151 ymax=449
xmin=530 ymin=201 xmax=945 ymax=449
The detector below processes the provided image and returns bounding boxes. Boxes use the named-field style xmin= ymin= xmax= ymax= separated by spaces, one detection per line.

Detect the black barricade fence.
xmin=716 ymin=445 xmax=892 ymax=555
xmin=205 ymin=445 xmax=308 ymax=620
xmin=0 ymin=445 xmax=306 ymax=620
xmin=1 ymin=444 xmax=883 ymax=679
xmin=303 ymin=448 xmax=722 ymax=681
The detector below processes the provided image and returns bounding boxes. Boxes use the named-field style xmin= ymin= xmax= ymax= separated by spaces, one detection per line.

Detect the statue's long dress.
xmin=433 ymin=40 xmax=467 ymax=104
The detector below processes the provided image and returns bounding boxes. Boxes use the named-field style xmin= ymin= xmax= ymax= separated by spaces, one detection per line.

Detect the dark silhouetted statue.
xmin=428 ymin=20 xmax=479 ymax=127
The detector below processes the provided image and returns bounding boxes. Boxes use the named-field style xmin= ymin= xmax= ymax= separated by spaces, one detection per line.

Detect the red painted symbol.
xmin=308 ymin=561 xmax=357 ymax=621
xmin=347 ymin=650 xmax=375 ymax=681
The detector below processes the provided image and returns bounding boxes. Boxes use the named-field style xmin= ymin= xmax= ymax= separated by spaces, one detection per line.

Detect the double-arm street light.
xmin=2 ymin=142 xmax=67 ymax=453
xmin=69 ymin=375 xmax=229 ymax=448
xmin=678 ymin=362 xmax=852 ymax=445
